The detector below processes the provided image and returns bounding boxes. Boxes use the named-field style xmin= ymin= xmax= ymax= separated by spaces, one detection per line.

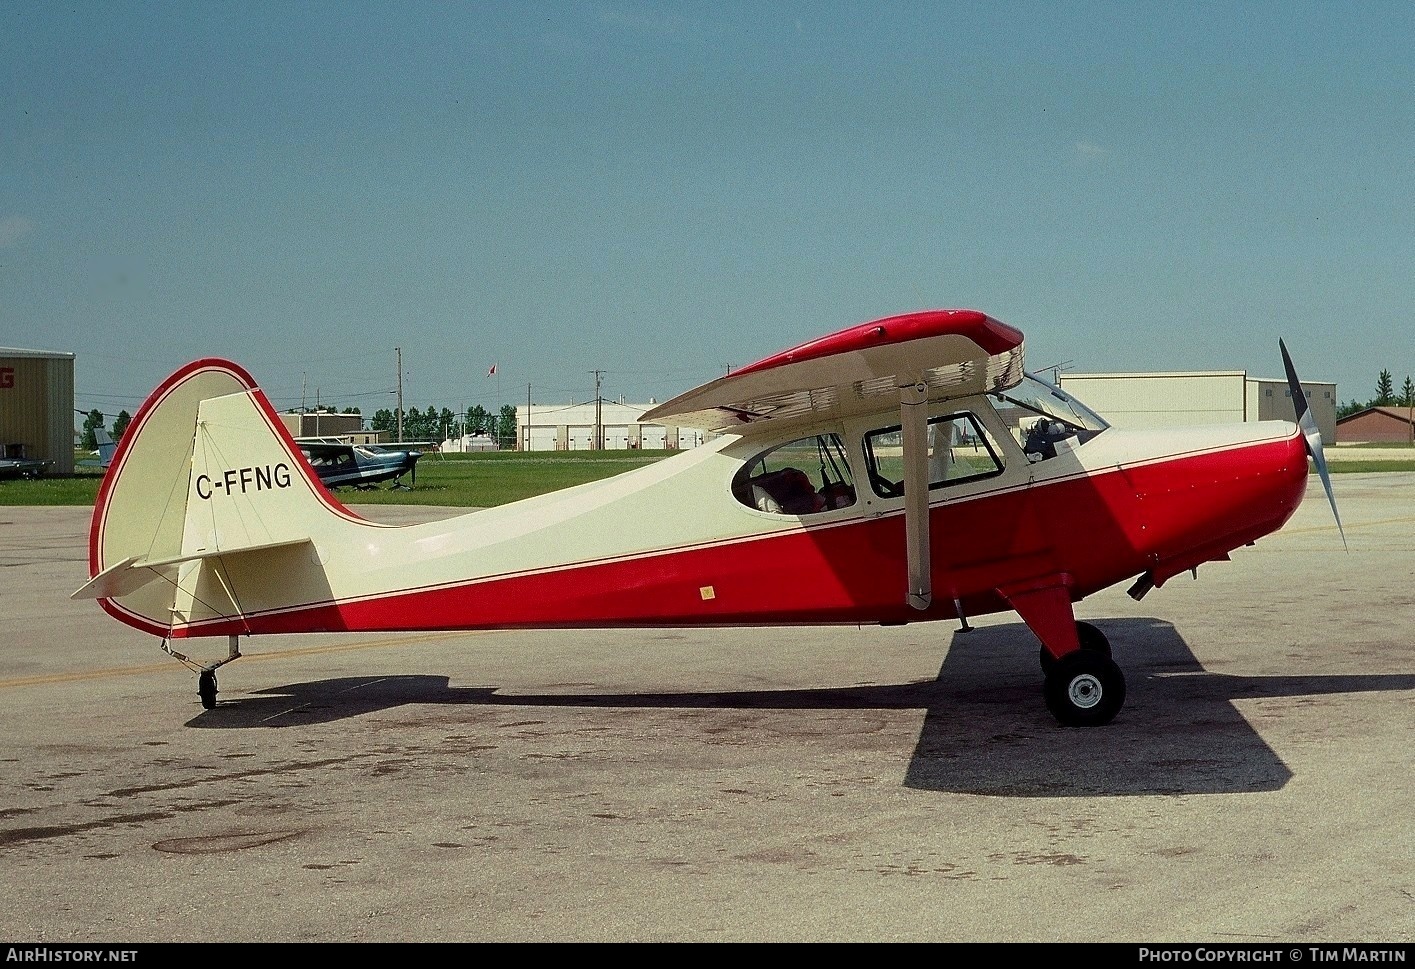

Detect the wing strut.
xmin=899 ymin=377 xmax=932 ymax=610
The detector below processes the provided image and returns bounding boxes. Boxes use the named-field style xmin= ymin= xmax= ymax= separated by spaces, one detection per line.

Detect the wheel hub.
xmin=1068 ymin=673 xmax=1103 ymax=710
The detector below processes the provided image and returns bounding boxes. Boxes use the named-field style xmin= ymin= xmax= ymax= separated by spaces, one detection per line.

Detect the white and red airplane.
xmin=72 ymin=309 xmax=1341 ymax=724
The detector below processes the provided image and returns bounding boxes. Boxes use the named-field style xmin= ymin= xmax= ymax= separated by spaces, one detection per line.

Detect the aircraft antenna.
xmin=1035 ymin=360 xmax=1074 ymax=385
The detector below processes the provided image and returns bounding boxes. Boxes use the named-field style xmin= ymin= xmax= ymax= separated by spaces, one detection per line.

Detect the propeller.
xmin=1279 ymin=339 xmax=1347 ymax=550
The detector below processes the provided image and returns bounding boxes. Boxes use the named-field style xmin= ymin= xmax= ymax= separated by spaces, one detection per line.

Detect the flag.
xmin=487 ymin=364 xmax=497 ymax=377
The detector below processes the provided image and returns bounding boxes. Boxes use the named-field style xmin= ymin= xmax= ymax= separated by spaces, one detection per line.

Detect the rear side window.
xmin=733 ymin=434 xmax=856 ymax=515
xmin=863 ymin=413 xmax=1002 ymax=498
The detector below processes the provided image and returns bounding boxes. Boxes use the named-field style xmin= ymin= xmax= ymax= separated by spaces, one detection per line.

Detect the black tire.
xmin=1076 ymin=620 xmax=1111 ymax=657
xmin=1040 ymin=621 xmax=1112 ymax=674
xmin=198 ymin=671 xmax=217 ymax=710
xmin=1043 ymin=650 xmax=1126 ymax=727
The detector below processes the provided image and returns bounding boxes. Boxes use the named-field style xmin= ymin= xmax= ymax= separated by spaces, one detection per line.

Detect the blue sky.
xmin=3 ymin=1 xmax=1411 ymax=425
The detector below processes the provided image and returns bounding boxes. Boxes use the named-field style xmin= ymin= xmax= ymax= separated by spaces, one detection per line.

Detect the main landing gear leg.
xmin=162 ymin=635 xmax=243 ymax=710
xmin=1003 ymin=581 xmax=1126 ymax=727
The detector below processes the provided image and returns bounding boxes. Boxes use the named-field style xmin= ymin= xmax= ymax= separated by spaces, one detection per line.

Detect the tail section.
xmin=75 ymin=359 xmax=351 ymax=637
xmin=93 ymin=428 xmax=117 ymax=468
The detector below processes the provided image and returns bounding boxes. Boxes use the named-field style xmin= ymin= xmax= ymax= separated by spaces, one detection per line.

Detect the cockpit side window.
xmin=863 ymin=412 xmax=1003 ymax=498
xmin=733 ymin=433 xmax=856 ymax=515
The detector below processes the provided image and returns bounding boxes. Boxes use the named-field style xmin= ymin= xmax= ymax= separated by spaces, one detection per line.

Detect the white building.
xmin=439 ymin=434 xmax=500 ymax=453
xmin=519 ymin=400 xmax=707 ymax=451
xmin=1057 ymin=371 xmax=1337 ymax=445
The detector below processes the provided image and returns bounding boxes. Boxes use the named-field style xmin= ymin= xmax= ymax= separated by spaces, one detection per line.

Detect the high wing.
xmin=0 ymin=457 xmax=50 ymax=480
xmin=640 ymin=309 xmax=1026 ymax=436
xmin=643 ymin=309 xmax=1026 ymax=611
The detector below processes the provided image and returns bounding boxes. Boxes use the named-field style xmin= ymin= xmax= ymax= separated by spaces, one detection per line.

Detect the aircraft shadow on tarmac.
xmin=186 ymin=617 xmax=1414 ymax=798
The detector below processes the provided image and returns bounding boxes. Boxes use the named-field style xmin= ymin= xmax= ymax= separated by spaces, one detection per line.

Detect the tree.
xmin=466 ymin=405 xmax=490 ymax=437
xmin=1376 ymin=369 xmax=1395 ymax=406
xmin=371 ymin=408 xmax=395 ymax=434
xmin=1337 ymin=399 xmax=1365 ymax=419
xmin=438 ymin=407 xmax=456 ymax=442
xmin=80 ymin=409 xmax=106 ymax=450
xmin=112 ymin=410 xmax=132 ymax=442
xmin=1402 ymin=377 xmax=1415 ymax=410
xmin=497 ymin=404 xmax=518 ymax=449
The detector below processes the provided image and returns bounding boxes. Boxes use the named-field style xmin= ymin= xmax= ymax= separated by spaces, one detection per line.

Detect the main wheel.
xmin=198 ymin=670 xmax=218 ymax=710
xmin=1040 ymin=620 xmax=1112 ymax=674
xmin=1043 ymin=650 xmax=1126 ymax=727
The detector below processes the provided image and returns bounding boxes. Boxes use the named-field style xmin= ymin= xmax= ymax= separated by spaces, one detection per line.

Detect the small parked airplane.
xmin=0 ymin=454 xmax=49 ymax=480
xmin=294 ymin=438 xmax=422 ymax=491
xmin=72 ymin=309 xmax=1342 ymax=724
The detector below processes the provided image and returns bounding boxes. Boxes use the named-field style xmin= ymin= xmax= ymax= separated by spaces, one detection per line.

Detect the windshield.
xmin=989 ymin=374 xmax=1109 ymax=463
xmin=992 ymin=374 xmax=1110 ymax=432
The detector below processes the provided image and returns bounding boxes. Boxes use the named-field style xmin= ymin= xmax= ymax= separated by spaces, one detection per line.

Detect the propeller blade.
xmin=1279 ymin=339 xmax=1347 ymax=550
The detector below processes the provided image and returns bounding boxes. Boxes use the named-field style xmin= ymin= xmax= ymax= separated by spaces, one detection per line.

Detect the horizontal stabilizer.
xmin=72 ymin=556 xmax=150 ymax=600
xmin=72 ymin=538 xmax=314 ymax=600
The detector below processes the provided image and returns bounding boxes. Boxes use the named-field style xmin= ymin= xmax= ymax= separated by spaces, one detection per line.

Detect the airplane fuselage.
xmin=95 ymin=380 xmax=1307 ymax=639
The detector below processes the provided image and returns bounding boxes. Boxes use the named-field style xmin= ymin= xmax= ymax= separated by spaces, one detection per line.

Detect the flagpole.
xmin=487 ymin=362 xmax=502 ymax=447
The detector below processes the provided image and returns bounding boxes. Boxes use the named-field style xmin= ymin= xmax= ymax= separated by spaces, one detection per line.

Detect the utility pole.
xmin=526 ymin=382 xmax=532 ymax=452
xmin=395 ymin=346 xmax=403 ymax=443
xmin=590 ymin=370 xmax=604 ymax=450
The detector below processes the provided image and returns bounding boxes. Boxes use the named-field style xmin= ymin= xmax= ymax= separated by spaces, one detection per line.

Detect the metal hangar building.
xmin=1057 ymin=371 xmax=1338 ymax=446
xmin=0 ymin=347 xmax=77 ymax=475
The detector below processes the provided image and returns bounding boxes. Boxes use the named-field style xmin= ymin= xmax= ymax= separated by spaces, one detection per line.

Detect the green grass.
xmin=0 ymin=469 xmax=108 ymax=505
xmin=1323 ymin=460 xmax=1415 ymax=474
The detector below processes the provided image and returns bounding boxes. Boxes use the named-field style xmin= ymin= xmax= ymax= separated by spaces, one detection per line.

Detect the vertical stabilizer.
xmin=182 ymin=390 xmax=332 ymax=555
xmin=82 ymin=359 xmax=347 ymax=637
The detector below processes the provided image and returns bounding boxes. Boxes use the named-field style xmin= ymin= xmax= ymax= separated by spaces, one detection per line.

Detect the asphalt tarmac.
xmin=0 ymin=475 xmax=1410 ymax=943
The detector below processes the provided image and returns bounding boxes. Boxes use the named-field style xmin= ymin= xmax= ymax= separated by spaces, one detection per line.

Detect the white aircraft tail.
xmin=74 ymin=359 xmax=348 ymax=637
